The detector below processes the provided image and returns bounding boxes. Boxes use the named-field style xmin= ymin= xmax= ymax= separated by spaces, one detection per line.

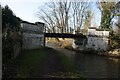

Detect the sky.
xmin=1 ymin=0 xmax=46 ymax=23
xmin=1 ymin=0 xmax=101 ymax=27
xmin=91 ymin=2 xmax=101 ymax=27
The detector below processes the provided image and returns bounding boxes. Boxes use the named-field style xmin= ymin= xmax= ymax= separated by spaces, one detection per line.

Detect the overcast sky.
xmin=1 ymin=0 xmax=101 ymax=27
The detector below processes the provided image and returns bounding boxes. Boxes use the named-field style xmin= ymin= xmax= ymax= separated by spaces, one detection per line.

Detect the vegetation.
xmin=83 ymin=10 xmax=93 ymax=35
xmin=37 ymin=1 xmax=90 ymax=33
xmin=2 ymin=5 xmax=21 ymax=64
xmin=111 ymin=34 xmax=120 ymax=48
xmin=46 ymin=38 xmax=73 ymax=49
xmin=114 ymin=1 xmax=120 ymax=36
xmin=111 ymin=1 xmax=120 ymax=48
xmin=3 ymin=47 xmax=84 ymax=78
xmin=2 ymin=5 xmax=20 ymax=32
xmin=97 ymin=1 xmax=116 ymax=30
xmin=3 ymin=48 xmax=47 ymax=78
xmin=97 ymin=1 xmax=120 ymax=49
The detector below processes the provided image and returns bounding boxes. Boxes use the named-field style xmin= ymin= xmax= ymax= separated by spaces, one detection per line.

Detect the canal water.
xmin=46 ymin=42 xmax=120 ymax=78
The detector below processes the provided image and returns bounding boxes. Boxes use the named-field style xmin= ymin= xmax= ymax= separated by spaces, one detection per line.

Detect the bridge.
xmin=44 ymin=33 xmax=87 ymax=47
xmin=45 ymin=33 xmax=86 ymax=38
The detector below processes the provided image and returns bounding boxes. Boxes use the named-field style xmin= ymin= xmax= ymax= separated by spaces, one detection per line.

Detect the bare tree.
xmin=37 ymin=1 xmax=90 ymax=34
xmin=37 ymin=1 xmax=71 ymax=33
xmin=71 ymin=2 xmax=90 ymax=33
xmin=84 ymin=10 xmax=93 ymax=35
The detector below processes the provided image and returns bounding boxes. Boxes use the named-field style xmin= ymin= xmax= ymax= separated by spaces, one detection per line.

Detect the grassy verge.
xmin=16 ymin=48 xmax=48 ymax=78
xmin=3 ymin=47 xmax=84 ymax=78
xmin=47 ymin=49 xmax=84 ymax=78
xmin=57 ymin=51 xmax=74 ymax=72
xmin=3 ymin=47 xmax=47 ymax=78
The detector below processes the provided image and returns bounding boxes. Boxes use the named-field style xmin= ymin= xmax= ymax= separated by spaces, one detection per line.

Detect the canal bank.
xmin=3 ymin=47 xmax=83 ymax=78
xmin=65 ymin=47 xmax=120 ymax=59
xmin=55 ymin=48 xmax=120 ymax=78
xmin=3 ymin=42 xmax=120 ymax=78
xmin=46 ymin=38 xmax=120 ymax=58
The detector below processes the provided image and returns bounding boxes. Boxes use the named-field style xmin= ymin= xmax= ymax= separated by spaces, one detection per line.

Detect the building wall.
xmin=88 ymin=29 xmax=96 ymax=35
xmin=86 ymin=28 xmax=109 ymax=51
xmin=22 ymin=33 xmax=44 ymax=49
xmin=86 ymin=29 xmax=109 ymax=51
xmin=21 ymin=22 xmax=45 ymax=49
xmin=95 ymin=31 xmax=109 ymax=37
xmin=21 ymin=23 xmax=41 ymax=32
xmin=36 ymin=23 xmax=45 ymax=33
xmin=72 ymin=28 xmax=109 ymax=51
xmin=85 ymin=37 xmax=109 ymax=51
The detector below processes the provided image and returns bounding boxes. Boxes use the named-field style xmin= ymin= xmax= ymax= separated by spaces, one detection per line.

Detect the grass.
xmin=47 ymin=49 xmax=84 ymax=78
xmin=3 ymin=47 xmax=84 ymax=78
xmin=4 ymin=47 xmax=47 ymax=78
xmin=57 ymin=51 xmax=74 ymax=72
xmin=16 ymin=48 xmax=47 ymax=77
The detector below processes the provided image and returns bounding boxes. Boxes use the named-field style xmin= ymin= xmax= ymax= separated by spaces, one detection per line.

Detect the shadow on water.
xmin=46 ymin=42 xmax=120 ymax=78
xmin=73 ymin=52 xmax=120 ymax=78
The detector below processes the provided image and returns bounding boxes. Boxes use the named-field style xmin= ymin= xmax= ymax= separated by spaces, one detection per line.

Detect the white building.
xmin=21 ymin=21 xmax=45 ymax=49
xmin=85 ymin=27 xmax=109 ymax=51
xmin=72 ymin=27 xmax=110 ymax=51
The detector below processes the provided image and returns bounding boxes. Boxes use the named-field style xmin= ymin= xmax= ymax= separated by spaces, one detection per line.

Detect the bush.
xmin=2 ymin=32 xmax=22 ymax=64
xmin=111 ymin=34 xmax=120 ymax=48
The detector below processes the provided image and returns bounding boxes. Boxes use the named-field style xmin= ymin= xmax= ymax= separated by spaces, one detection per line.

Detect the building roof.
xmin=21 ymin=20 xmax=44 ymax=25
xmin=88 ymin=27 xmax=109 ymax=31
xmin=35 ymin=22 xmax=44 ymax=24
xmin=96 ymin=29 xmax=109 ymax=31
xmin=21 ymin=21 xmax=36 ymax=25
xmin=89 ymin=27 xmax=96 ymax=29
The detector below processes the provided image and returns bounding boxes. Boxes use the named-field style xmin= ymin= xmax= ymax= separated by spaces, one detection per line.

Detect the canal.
xmin=46 ymin=42 xmax=120 ymax=78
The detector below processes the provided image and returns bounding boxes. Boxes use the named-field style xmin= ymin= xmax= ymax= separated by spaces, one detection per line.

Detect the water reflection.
xmin=72 ymin=52 xmax=120 ymax=78
xmin=46 ymin=42 xmax=120 ymax=78
xmin=54 ymin=48 xmax=120 ymax=78
xmin=109 ymin=57 xmax=119 ymax=63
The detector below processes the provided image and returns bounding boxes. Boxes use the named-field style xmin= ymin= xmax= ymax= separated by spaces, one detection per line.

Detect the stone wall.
xmin=85 ymin=36 xmax=109 ymax=51
xmin=86 ymin=28 xmax=109 ymax=51
xmin=22 ymin=33 xmax=44 ymax=49
xmin=21 ymin=21 xmax=45 ymax=49
xmin=72 ymin=27 xmax=110 ymax=51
